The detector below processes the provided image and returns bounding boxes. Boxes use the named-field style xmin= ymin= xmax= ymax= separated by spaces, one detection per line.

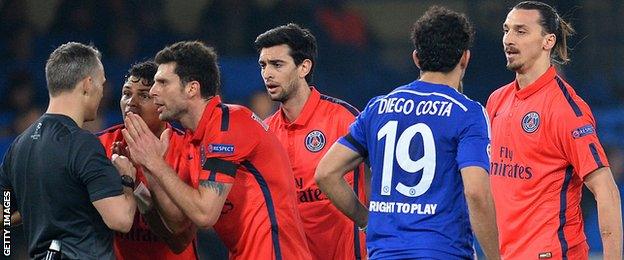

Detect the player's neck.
xmin=419 ymin=71 xmax=461 ymax=90
xmin=180 ymin=98 xmax=210 ymax=131
xmin=280 ymin=83 xmax=311 ymax=123
xmin=515 ymin=57 xmax=551 ymax=89
xmin=46 ymin=93 xmax=85 ymax=127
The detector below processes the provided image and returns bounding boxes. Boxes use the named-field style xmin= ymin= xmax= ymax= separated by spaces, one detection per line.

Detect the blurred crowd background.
xmin=0 ymin=0 xmax=622 ymax=258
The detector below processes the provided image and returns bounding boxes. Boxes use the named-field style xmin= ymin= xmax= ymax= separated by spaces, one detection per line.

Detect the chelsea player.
xmin=316 ymin=6 xmax=500 ymax=259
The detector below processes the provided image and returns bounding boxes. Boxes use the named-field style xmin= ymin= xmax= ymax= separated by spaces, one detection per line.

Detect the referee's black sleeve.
xmin=71 ymin=132 xmax=123 ymax=202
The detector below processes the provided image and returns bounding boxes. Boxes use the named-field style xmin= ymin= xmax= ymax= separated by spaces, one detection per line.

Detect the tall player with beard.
xmin=97 ymin=61 xmax=198 ymax=260
xmin=255 ymin=24 xmax=367 ymax=260
xmin=487 ymin=1 xmax=622 ymax=259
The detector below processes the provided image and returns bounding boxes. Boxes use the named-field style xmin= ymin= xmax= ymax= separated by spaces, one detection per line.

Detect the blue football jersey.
xmin=339 ymin=80 xmax=491 ymax=259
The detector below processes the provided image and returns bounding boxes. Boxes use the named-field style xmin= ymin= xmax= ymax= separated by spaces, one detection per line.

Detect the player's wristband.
xmin=358 ymin=224 xmax=367 ymax=233
xmin=121 ymin=175 xmax=136 ymax=189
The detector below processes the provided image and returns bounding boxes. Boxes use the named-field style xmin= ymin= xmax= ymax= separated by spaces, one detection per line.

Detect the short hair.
xmin=154 ymin=41 xmax=220 ymax=99
xmin=410 ymin=6 xmax=474 ymax=73
xmin=125 ymin=60 xmax=158 ymax=87
xmin=514 ymin=1 xmax=575 ymax=64
xmin=254 ymin=23 xmax=318 ymax=83
xmin=45 ymin=42 xmax=102 ymax=97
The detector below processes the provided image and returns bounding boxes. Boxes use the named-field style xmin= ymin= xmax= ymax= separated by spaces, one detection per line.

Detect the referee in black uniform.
xmin=0 ymin=42 xmax=137 ymax=259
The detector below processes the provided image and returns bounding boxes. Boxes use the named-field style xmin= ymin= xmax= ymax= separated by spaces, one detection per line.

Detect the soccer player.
xmin=487 ymin=1 xmax=622 ymax=259
xmin=96 ymin=61 xmax=198 ymax=259
xmin=255 ymin=23 xmax=367 ymax=260
xmin=315 ymin=6 xmax=500 ymax=259
xmin=0 ymin=42 xmax=137 ymax=259
xmin=121 ymin=41 xmax=311 ymax=260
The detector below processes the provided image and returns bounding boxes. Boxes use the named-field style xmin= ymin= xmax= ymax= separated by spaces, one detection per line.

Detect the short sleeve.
xmin=198 ymin=157 xmax=238 ymax=184
xmin=72 ymin=132 xmax=123 ymax=202
xmin=197 ymin=108 xmax=262 ymax=184
xmin=554 ymin=100 xmax=609 ymax=180
xmin=338 ymin=97 xmax=380 ymax=157
xmin=456 ymin=105 xmax=491 ymax=172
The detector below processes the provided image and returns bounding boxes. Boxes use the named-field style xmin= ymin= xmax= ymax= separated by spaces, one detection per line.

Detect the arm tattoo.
xmin=199 ymin=180 xmax=226 ymax=197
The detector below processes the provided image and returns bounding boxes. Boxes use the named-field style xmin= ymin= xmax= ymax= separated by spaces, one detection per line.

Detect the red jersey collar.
xmin=188 ymin=96 xmax=222 ymax=142
xmin=278 ymin=86 xmax=320 ymax=127
xmin=514 ymin=66 xmax=557 ymax=100
xmin=164 ymin=122 xmax=179 ymax=134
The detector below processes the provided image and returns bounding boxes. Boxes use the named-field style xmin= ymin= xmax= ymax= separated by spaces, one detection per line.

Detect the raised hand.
xmin=121 ymin=112 xmax=170 ymax=167
xmin=112 ymin=141 xmax=133 ymax=160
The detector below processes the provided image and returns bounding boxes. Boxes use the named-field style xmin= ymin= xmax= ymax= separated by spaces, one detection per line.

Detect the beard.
xmin=271 ymin=91 xmax=289 ymax=102
xmin=158 ymin=106 xmax=186 ymax=122
xmin=504 ymin=46 xmax=523 ymax=71
xmin=506 ymin=60 xmax=523 ymax=71
xmin=269 ymin=82 xmax=297 ymax=103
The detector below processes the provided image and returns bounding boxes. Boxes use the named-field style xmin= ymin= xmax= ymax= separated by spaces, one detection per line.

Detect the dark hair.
xmin=126 ymin=60 xmax=158 ymax=87
xmin=410 ymin=6 xmax=474 ymax=73
xmin=45 ymin=42 xmax=101 ymax=96
xmin=514 ymin=1 xmax=575 ymax=64
xmin=154 ymin=41 xmax=220 ymax=99
xmin=254 ymin=23 xmax=317 ymax=83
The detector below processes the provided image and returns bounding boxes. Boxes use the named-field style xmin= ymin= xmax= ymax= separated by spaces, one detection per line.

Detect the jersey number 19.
xmin=377 ymin=120 xmax=436 ymax=197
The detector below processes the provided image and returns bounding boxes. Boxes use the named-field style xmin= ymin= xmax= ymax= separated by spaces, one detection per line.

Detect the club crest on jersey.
xmin=305 ymin=130 xmax=326 ymax=153
xmin=521 ymin=111 xmax=540 ymax=133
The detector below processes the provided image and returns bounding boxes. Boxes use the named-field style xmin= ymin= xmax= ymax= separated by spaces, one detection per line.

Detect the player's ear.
xmin=79 ymin=76 xmax=92 ymax=96
xmin=459 ymin=50 xmax=470 ymax=69
xmin=298 ymin=59 xmax=312 ymax=80
xmin=185 ymin=81 xmax=200 ymax=98
xmin=543 ymin=33 xmax=556 ymax=51
xmin=412 ymin=50 xmax=422 ymax=69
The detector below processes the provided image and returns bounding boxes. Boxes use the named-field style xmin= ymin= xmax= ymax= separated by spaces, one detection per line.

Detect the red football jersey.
xmin=265 ymin=87 xmax=367 ymax=260
xmin=97 ymin=124 xmax=198 ymax=260
xmin=486 ymin=66 xmax=609 ymax=260
xmin=181 ymin=96 xmax=311 ymax=260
